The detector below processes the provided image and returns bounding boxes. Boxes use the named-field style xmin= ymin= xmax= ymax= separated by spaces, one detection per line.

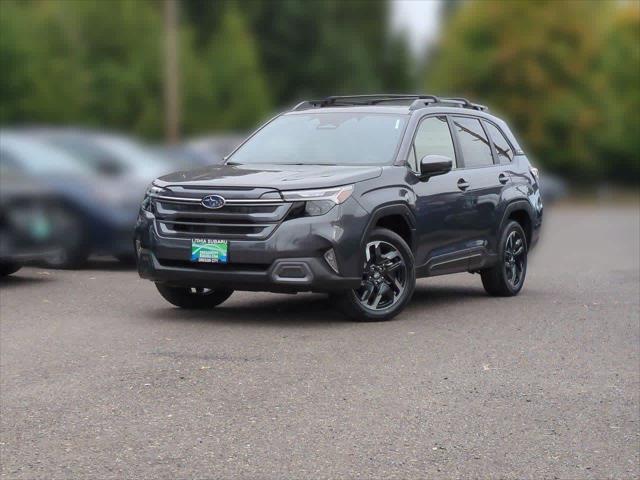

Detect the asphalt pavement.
xmin=1 ymin=204 xmax=639 ymax=479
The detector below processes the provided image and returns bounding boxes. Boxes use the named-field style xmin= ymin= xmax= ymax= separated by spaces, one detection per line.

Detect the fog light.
xmin=324 ymin=248 xmax=339 ymax=274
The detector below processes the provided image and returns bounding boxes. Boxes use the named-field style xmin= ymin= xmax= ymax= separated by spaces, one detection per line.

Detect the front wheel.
xmin=44 ymin=210 xmax=90 ymax=269
xmin=332 ymin=228 xmax=415 ymax=322
xmin=155 ymin=283 xmax=234 ymax=309
xmin=481 ymin=221 xmax=528 ymax=296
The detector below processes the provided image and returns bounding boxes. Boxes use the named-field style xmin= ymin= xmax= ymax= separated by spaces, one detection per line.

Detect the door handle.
xmin=457 ymin=178 xmax=470 ymax=191
xmin=498 ymin=173 xmax=509 ymax=185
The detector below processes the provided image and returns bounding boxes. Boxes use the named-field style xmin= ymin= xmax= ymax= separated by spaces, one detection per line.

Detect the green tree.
xmin=0 ymin=0 xmax=165 ymax=136
xmin=426 ymin=0 xmax=613 ymax=180
xmin=183 ymin=6 xmax=271 ymax=132
xmin=242 ymin=0 xmax=413 ymax=105
xmin=0 ymin=0 xmax=87 ymax=124
xmin=598 ymin=2 xmax=640 ymax=183
xmin=68 ymin=0 xmax=165 ymax=137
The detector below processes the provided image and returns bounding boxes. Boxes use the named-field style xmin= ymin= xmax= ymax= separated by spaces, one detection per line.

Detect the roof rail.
xmin=292 ymin=94 xmax=439 ymax=110
xmin=291 ymin=94 xmax=488 ymax=112
xmin=408 ymin=96 xmax=488 ymax=112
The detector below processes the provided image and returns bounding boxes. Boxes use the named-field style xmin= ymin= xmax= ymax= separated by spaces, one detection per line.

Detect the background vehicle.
xmin=0 ymin=131 xmax=148 ymax=267
xmin=135 ymin=95 xmax=543 ymax=321
xmin=0 ymin=175 xmax=66 ymax=276
xmin=184 ymin=134 xmax=246 ymax=166
xmin=28 ymin=128 xmax=177 ymax=182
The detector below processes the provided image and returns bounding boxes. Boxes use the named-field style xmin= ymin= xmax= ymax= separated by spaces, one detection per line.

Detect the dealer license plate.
xmin=190 ymin=238 xmax=228 ymax=263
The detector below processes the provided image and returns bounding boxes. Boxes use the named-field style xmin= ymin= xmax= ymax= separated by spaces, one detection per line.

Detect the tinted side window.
xmin=452 ymin=116 xmax=494 ymax=168
xmin=411 ymin=116 xmax=456 ymax=171
xmin=484 ymin=122 xmax=514 ymax=164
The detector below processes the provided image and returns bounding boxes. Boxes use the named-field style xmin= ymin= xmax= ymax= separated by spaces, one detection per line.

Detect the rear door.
xmin=449 ymin=115 xmax=511 ymax=264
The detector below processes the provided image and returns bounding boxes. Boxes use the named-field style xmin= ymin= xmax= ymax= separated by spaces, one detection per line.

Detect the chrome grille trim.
xmin=150 ymin=194 xmax=285 ymax=206
xmin=150 ymin=191 xmax=292 ymax=240
xmin=158 ymin=220 xmax=272 ymax=228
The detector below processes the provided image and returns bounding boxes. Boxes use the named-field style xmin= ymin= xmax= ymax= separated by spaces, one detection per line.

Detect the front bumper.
xmin=137 ymin=248 xmax=360 ymax=293
xmin=134 ymin=198 xmax=368 ymax=293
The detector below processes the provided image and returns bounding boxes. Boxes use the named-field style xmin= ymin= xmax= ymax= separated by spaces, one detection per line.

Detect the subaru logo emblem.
xmin=201 ymin=194 xmax=226 ymax=209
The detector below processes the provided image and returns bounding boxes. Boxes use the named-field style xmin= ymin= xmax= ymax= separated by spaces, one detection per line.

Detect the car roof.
xmin=286 ymin=105 xmax=412 ymax=115
xmin=283 ymin=104 xmax=523 ymax=153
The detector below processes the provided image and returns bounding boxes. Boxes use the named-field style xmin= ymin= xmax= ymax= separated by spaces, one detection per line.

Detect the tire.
xmin=46 ymin=245 xmax=90 ymax=269
xmin=481 ymin=220 xmax=528 ymax=297
xmin=155 ymin=283 xmax=234 ymax=309
xmin=332 ymin=228 xmax=416 ymax=322
xmin=0 ymin=263 xmax=22 ymax=277
xmin=45 ymin=210 xmax=90 ymax=269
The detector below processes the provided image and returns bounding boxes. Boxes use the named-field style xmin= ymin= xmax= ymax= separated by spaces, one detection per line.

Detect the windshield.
xmin=228 ymin=112 xmax=408 ymax=166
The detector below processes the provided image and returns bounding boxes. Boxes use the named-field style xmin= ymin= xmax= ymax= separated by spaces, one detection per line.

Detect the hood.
xmin=154 ymin=164 xmax=383 ymax=191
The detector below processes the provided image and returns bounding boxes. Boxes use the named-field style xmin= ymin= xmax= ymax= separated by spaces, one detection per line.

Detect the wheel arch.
xmin=500 ymin=200 xmax=534 ymax=249
xmin=362 ymin=204 xmax=416 ymax=248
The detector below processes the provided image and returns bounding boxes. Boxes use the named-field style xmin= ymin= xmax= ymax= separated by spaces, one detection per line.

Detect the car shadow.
xmin=410 ymin=283 xmax=488 ymax=307
xmin=148 ymin=293 xmax=346 ymax=327
xmin=32 ymin=256 xmax=136 ymax=272
xmin=0 ymin=274 xmax=55 ymax=288
xmin=145 ymin=282 xmax=490 ymax=327
xmin=83 ymin=257 xmax=136 ymax=271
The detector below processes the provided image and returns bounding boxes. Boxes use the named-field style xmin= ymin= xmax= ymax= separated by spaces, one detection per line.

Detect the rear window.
xmin=484 ymin=122 xmax=514 ymax=164
xmin=451 ymin=117 xmax=494 ymax=168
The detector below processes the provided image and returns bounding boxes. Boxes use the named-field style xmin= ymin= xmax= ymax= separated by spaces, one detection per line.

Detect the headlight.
xmin=141 ymin=183 xmax=166 ymax=212
xmin=282 ymin=185 xmax=354 ymax=216
xmin=147 ymin=184 xmax=167 ymax=196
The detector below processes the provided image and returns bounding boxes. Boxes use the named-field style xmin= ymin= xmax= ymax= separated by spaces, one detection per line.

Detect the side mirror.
xmin=419 ymin=155 xmax=453 ymax=180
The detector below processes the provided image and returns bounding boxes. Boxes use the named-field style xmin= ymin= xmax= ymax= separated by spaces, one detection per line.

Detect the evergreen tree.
xmin=184 ymin=6 xmax=271 ymax=132
xmin=598 ymin=2 xmax=640 ymax=183
xmin=426 ymin=0 xmax=614 ymax=179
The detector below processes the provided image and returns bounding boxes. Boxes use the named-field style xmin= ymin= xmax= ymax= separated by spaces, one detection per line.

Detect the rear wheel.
xmin=333 ymin=228 xmax=415 ymax=322
xmin=155 ymin=283 xmax=234 ymax=309
xmin=481 ymin=221 xmax=528 ymax=296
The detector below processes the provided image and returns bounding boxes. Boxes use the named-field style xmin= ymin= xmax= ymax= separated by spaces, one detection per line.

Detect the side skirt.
xmin=416 ymin=247 xmax=498 ymax=278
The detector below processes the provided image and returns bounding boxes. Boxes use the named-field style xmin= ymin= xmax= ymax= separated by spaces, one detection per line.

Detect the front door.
xmin=409 ymin=115 xmax=475 ymax=274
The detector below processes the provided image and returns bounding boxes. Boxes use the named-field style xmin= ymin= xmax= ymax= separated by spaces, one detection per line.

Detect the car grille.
xmin=151 ymin=188 xmax=293 ymax=240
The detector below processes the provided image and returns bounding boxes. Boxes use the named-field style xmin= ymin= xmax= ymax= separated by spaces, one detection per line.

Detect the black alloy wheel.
xmin=357 ymin=240 xmax=407 ymax=311
xmin=333 ymin=228 xmax=415 ymax=322
xmin=503 ymin=229 xmax=526 ymax=290
xmin=481 ymin=220 xmax=528 ymax=297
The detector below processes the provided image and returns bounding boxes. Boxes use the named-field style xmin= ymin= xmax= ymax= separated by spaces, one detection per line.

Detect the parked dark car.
xmin=0 ymin=175 xmax=65 ymax=276
xmin=185 ymin=134 xmax=245 ymax=165
xmin=135 ymin=95 xmax=543 ymax=321
xmin=28 ymin=128 xmax=176 ymax=182
xmin=0 ymin=132 xmax=144 ymax=267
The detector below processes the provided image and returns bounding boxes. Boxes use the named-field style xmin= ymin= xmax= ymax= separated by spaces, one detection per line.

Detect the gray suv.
xmin=135 ymin=95 xmax=543 ymax=321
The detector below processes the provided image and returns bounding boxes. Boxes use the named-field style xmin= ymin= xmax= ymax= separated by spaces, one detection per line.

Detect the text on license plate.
xmin=190 ymin=238 xmax=228 ymax=263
